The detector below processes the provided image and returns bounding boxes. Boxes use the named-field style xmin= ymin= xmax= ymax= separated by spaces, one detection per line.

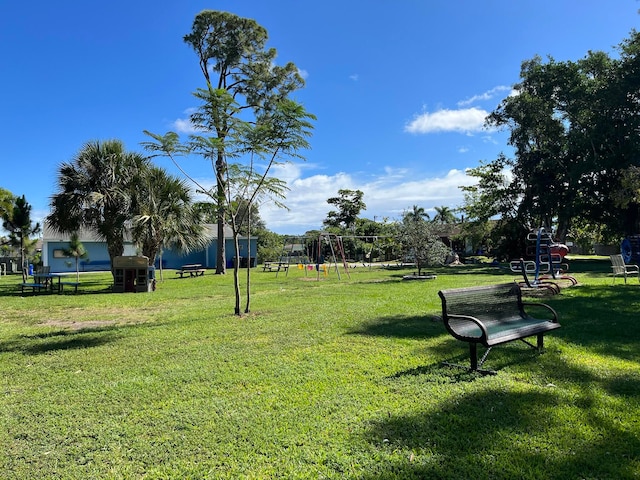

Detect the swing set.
xmin=277 ymin=233 xmax=387 ymax=280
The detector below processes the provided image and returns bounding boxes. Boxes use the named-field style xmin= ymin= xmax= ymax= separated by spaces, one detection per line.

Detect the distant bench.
xmin=177 ymin=264 xmax=206 ymax=278
xmin=438 ymin=283 xmax=561 ymax=374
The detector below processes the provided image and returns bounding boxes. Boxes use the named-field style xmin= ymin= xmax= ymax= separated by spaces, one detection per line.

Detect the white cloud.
xmin=404 ymin=107 xmax=489 ymax=134
xmin=457 ymin=85 xmax=512 ymax=107
xmin=258 ymin=163 xmax=477 ymax=234
xmin=172 ymin=118 xmax=199 ymax=134
xmin=349 ymin=74 xmax=359 ymax=81
xmin=298 ymin=68 xmax=309 ymax=79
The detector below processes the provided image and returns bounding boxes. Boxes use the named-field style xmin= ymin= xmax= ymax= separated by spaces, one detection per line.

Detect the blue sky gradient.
xmin=2 ymin=1 xmax=638 ymax=234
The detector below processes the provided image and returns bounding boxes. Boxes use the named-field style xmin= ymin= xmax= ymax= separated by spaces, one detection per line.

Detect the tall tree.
xmin=323 ymin=189 xmax=366 ymax=232
xmin=183 ymin=10 xmax=305 ymax=274
xmin=145 ymin=98 xmax=314 ymax=315
xmin=47 ymin=140 xmax=150 ymax=276
xmin=486 ymin=31 xmax=640 ymax=241
xmin=2 ymin=195 xmax=41 ymax=282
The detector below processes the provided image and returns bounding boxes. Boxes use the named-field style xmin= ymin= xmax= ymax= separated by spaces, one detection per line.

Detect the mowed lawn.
xmin=1 ymin=258 xmax=639 ymax=479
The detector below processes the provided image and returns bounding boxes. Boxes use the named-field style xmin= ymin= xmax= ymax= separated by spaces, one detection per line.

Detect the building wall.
xmin=44 ymin=236 xmax=257 ymax=273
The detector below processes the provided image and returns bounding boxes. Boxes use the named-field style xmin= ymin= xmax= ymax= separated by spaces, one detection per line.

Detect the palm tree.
xmin=403 ymin=205 xmax=430 ymax=223
xmin=47 ymin=140 xmax=150 ymax=277
xmin=131 ymin=166 xmax=211 ymax=277
xmin=63 ymin=232 xmax=88 ymax=283
xmin=432 ymin=205 xmax=458 ymax=224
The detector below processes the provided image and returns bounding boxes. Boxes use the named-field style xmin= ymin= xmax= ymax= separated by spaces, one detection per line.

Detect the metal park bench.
xmin=438 ymin=283 xmax=561 ymax=374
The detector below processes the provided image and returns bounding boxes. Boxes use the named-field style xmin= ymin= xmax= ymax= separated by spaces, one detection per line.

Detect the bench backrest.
xmin=438 ymin=283 xmax=524 ymax=323
xmin=610 ymin=254 xmax=626 ymax=274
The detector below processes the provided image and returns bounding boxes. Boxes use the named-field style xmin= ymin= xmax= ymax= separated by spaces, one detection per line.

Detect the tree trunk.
xmin=233 ymin=233 xmax=241 ymax=315
xmin=245 ymin=209 xmax=251 ymax=314
xmin=215 ymin=153 xmax=226 ymax=274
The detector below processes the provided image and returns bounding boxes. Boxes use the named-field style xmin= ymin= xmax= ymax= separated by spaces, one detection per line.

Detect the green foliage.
xmin=1 ymin=262 xmax=638 ymax=478
xmin=256 ymin=228 xmax=283 ymax=262
xmin=478 ymin=30 xmax=640 ymax=241
xmin=62 ymin=232 xmax=88 ymax=282
xmin=432 ymin=205 xmax=458 ymax=224
xmin=47 ymin=140 xmax=150 ymax=268
xmin=396 ymin=217 xmax=450 ymax=274
xmin=179 ymin=10 xmax=307 ymax=276
xmin=130 ymin=166 xmax=209 ymax=266
xmin=323 ymin=189 xmax=366 ymax=231
xmin=2 ymin=195 xmax=41 ymax=281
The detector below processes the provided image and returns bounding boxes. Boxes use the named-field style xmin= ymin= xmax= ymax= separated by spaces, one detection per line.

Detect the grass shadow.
xmin=0 ymin=320 xmax=153 ymax=355
xmin=357 ymin=386 xmax=640 ymax=479
xmin=346 ymin=314 xmax=442 ymax=339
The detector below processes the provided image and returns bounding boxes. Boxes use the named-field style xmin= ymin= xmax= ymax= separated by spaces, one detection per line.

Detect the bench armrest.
xmin=444 ymin=313 xmax=488 ymax=342
xmin=521 ymin=302 xmax=559 ymax=322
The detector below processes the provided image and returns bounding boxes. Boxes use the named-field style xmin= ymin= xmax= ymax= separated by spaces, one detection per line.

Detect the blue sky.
xmin=1 ymin=1 xmax=638 ymax=235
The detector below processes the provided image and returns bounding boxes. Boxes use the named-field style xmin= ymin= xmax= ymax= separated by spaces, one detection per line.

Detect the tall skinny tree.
xmin=63 ymin=232 xmax=88 ymax=283
xmin=183 ymin=10 xmax=305 ymax=274
xmin=2 ymin=195 xmax=41 ymax=282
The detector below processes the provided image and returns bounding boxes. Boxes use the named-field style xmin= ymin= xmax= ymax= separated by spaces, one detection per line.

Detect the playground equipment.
xmin=113 ymin=256 xmax=155 ymax=293
xmin=510 ymin=227 xmax=576 ymax=290
xmin=620 ymin=235 xmax=640 ymax=264
xmin=277 ymin=234 xmax=387 ymax=280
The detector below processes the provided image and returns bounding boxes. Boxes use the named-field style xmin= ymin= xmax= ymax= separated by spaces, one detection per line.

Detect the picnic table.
xmin=262 ymin=262 xmax=289 ymax=272
xmin=23 ymin=273 xmax=81 ymax=294
xmin=176 ymin=264 xmax=206 ymax=277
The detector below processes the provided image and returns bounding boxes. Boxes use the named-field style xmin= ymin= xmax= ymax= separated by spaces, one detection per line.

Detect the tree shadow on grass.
xmin=0 ymin=278 xmax=114 ymax=297
xmin=356 ymin=386 xmax=640 ymax=479
xmin=346 ymin=314 xmax=442 ymax=339
xmin=0 ymin=325 xmax=126 ymax=355
xmin=541 ymin=284 xmax=640 ymax=361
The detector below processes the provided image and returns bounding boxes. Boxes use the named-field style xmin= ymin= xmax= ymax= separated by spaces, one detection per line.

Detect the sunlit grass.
xmin=0 ymin=259 xmax=639 ymax=478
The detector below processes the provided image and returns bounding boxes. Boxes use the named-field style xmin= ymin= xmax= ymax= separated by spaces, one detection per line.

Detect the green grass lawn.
xmin=1 ymin=258 xmax=639 ymax=479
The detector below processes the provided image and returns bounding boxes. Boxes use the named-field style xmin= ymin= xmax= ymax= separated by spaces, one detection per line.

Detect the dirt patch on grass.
xmin=39 ymin=319 xmax=120 ymax=331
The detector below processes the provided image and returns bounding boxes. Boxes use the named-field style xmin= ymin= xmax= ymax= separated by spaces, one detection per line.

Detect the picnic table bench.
xmin=20 ymin=282 xmax=48 ymax=294
xmin=176 ymin=264 xmax=206 ymax=277
xmin=438 ymin=283 xmax=561 ymax=374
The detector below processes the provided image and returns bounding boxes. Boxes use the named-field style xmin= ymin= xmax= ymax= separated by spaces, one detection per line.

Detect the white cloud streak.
xmin=457 ymin=85 xmax=512 ymax=107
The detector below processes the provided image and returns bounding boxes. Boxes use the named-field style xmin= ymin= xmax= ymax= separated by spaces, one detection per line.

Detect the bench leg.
xmin=537 ymin=333 xmax=544 ymax=351
xmin=470 ymin=343 xmax=478 ymax=371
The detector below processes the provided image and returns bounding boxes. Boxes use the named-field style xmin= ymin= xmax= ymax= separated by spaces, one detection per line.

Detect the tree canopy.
xmin=323 ymin=189 xmax=366 ymax=232
xmin=462 ymin=29 xmax=640 ymax=253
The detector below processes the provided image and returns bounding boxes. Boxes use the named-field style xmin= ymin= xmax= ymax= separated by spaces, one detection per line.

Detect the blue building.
xmin=42 ymin=223 xmax=257 ymax=273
